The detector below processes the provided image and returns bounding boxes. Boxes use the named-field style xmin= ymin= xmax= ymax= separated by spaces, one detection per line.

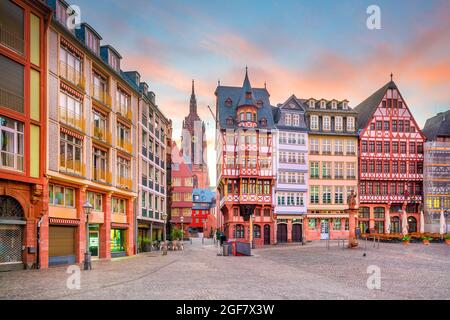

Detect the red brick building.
xmin=0 ymin=0 xmax=52 ymax=270
xmin=354 ymin=77 xmax=425 ymax=234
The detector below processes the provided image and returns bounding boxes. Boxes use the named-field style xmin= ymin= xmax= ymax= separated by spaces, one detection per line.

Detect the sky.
xmin=72 ymin=0 xmax=450 ymax=186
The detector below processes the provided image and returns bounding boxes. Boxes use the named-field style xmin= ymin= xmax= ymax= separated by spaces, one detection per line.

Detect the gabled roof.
xmin=422 ymin=110 xmax=450 ymax=140
xmin=353 ymin=80 xmax=397 ymax=130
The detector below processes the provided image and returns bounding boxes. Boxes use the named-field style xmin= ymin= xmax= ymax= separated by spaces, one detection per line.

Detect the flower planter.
xmin=445 ymin=239 xmax=450 ymax=245
xmin=422 ymin=240 xmax=430 ymax=246
xmin=402 ymin=240 xmax=410 ymax=246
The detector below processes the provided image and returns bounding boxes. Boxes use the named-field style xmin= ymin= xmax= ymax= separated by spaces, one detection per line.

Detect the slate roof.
xmin=216 ymin=71 xmax=276 ymax=129
xmin=353 ymin=80 xmax=397 ymax=130
xmin=274 ymin=95 xmax=308 ymax=131
xmin=422 ymin=110 xmax=450 ymax=140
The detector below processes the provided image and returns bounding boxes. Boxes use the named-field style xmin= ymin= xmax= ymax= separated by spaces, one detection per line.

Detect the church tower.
xmin=181 ymin=80 xmax=210 ymax=188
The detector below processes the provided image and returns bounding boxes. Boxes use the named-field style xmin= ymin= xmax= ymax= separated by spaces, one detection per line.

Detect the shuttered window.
xmin=0 ymin=55 xmax=24 ymax=113
xmin=49 ymin=226 xmax=75 ymax=257
xmin=0 ymin=0 xmax=24 ymax=55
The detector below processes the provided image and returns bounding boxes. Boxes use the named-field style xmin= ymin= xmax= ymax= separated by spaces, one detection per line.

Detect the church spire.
xmin=190 ymin=79 xmax=197 ymax=115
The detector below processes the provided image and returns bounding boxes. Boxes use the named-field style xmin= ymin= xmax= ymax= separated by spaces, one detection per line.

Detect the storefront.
xmin=48 ymin=219 xmax=78 ymax=266
xmin=110 ymin=227 xmax=126 ymax=258
xmin=89 ymin=224 xmax=100 ymax=258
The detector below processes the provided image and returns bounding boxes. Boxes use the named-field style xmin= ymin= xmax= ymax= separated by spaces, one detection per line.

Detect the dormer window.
xmin=246 ymin=92 xmax=252 ymax=99
xmin=56 ymin=1 xmax=69 ymax=27
xmin=261 ymin=117 xmax=267 ymax=127
xmin=257 ymin=100 xmax=263 ymax=107
xmin=225 ymin=98 xmax=232 ymax=106
xmin=285 ymin=114 xmax=292 ymax=126
xmin=332 ymin=101 xmax=337 ymax=109
xmin=109 ymin=53 xmax=119 ymax=71
xmin=239 ymin=112 xmax=245 ymax=122
xmin=226 ymin=117 xmax=233 ymax=125
xmin=309 ymin=100 xmax=315 ymax=108
xmin=320 ymin=101 xmax=326 ymax=109
xmin=342 ymin=101 xmax=348 ymax=110
xmin=85 ymin=29 xmax=100 ymax=55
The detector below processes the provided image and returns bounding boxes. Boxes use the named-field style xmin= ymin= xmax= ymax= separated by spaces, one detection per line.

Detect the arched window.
xmin=260 ymin=117 xmax=267 ymax=127
xmin=407 ymin=216 xmax=417 ymax=233
xmin=391 ymin=216 xmax=400 ymax=234
xmin=234 ymin=224 xmax=244 ymax=238
xmin=253 ymin=224 xmax=261 ymax=238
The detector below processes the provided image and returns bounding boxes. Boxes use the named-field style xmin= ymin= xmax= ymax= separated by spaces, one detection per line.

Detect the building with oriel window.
xmin=354 ymin=77 xmax=426 ymax=234
xmin=305 ymin=96 xmax=358 ymax=240
xmin=215 ymin=68 xmax=276 ymax=246
xmin=272 ymin=96 xmax=308 ymax=243
xmin=0 ymin=0 xmax=52 ymax=271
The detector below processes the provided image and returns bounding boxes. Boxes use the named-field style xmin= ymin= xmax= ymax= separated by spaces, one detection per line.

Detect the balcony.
xmin=0 ymin=23 xmax=24 ymax=55
xmin=118 ymin=108 xmax=132 ymax=122
xmin=0 ymin=86 xmax=23 ymax=113
xmin=59 ymin=61 xmax=85 ymax=89
xmin=117 ymin=139 xmax=132 ymax=154
xmin=60 ymin=108 xmax=84 ymax=131
xmin=93 ymin=126 xmax=111 ymax=144
xmin=117 ymin=176 xmax=132 ymax=190
xmin=91 ymin=84 xmax=112 ymax=107
xmin=59 ymin=159 xmax=85 ymax=177
xmin=92 ymin=168 xmax=112 ymax=184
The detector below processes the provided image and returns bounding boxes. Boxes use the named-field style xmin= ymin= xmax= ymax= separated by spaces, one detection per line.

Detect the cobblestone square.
xmin=1 ymin=241 xmax=449 ymax=300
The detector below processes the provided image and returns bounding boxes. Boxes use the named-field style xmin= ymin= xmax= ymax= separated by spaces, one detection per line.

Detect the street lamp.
xmin=83 ymin=200 xmax=94 ymax=270
xmin=162 ymin=212 xmax=168 ymax=255
xmin=180 ymin=216 xmax=184 ymax=245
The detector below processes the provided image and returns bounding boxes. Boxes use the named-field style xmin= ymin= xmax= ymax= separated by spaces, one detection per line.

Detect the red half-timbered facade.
xmin=354 ymin=78 xmax=425 ymax=234
xmin=215 ymin=69 xmax=276 ymax=246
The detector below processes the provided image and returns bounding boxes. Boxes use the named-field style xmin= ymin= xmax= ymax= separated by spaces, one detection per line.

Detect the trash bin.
xmin=223 ymin=242 xmax=230 ymax=256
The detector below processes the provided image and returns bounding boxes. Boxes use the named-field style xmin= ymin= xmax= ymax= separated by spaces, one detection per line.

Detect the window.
xmin=0 ymin=1 xmax=24 ymax=54
xmin=361 ymin=160 xmax=367 ymax=173
xmin=60 ymin=45 xmax=82 ymax=86
xmin=376 ymin=121 xmax=382 ymax=131
xmin=59 ymin=90 xmax=83 ymax=130
xmin=334 ymin=140 xmax=343 ymax=154
xmin=310 ymin=186 xmax=319 ymax=204
xmin=384 ymin=141 xmax=390 ymax=153
xmin=310 ymin=115 xmax=319 ymax=130
xmin=85 ymin=29 xmax=100 ymax=55
xmin=263 ymin=181 xmax=270 ymax=194
xmin=292 ymin=114 xmax=299 ymax=126
xmin=322 ymin=162 xmax=332 ymax=178
xmin=362 ymin=141 xmax=367 ymax=153
xmin=392 ymin=120 xmax=397 ymax=132
xmin=409 ymin=142 xmax=416 ymax=154
xmin=0 ymin=116 xmax=24 ymax=171
xmin=322 ymin=139 xmax=331 ymax=154
xmin=398 ymin=120 xmax=404 ymax=132
xmin=333 ymin=219 xmax=342 ymax=230
xmin=322 ymin=186 xmax=331 ymax=204
xmin=376 ymin=142 xmax=382 ymax=153
xmin=93 ymin=110 xmax=107 ymax=141
xmin=323 ymin=116 xmax=331 ymax=131
xmin=335 ymin=187 xmax=344 ymax=204
xmin=117 ymin=156 xmax=131 ymax=188
xmin=59 ymin=132 xmax=82 ymax=174
xmin=93 ymin=147 xmax=108 ymax=182
xmin=285 ymin=114 xmax=292 ymax=125
xmin=332 ymin=101 xmax=337 ymax=109
xmin=109 ymin=52 xmax=119 ymax=71
xmin=117 ymin=123 xmax=131 ymax=151
xmin=308 ymin=218 xmax=316 ymax=229
xmin=347 ymin=117 xmax=355 ymax=132
xmin=369 ymin=141 xmax=375 ymax=153
xmin=309 ymin=100 xmax=315 ymax=108
xmin=335 ymin=116 xmax=343 ymax=131
xmin=392 ymin=142 xmax=398 ymax=153
xmin=112 ymin=198 xmax=126 ymax=214
xmin=370 ymin=123 xmax=375 ymax=130
xmin=320 ymin=101 xmax=326 ymax=109
xmin=310 ymin=139 xmax=319 ymax=154
xmin=87 ymin=191 xmax=103 ymax=211
xmin=116 ymin=88 xmax=131 ymax=119
xmin=49 ymin=184 xmax=75 ymax=207
xmin=384 ymin=121 xmax=390 ymax=131
xmin=235 ymin=224 xmax=244 ymax=238
xmin=400 ymin=142 xmax=406 ymax=154
xmin=310 ymin=162 xmax=319 ymax=178
xmin=346 ymin=162 xmax=355 ymax=179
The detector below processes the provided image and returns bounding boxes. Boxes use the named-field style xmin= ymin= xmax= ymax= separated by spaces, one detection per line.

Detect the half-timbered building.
xmin=354 ymin=77 xmax=425 ymax=234
xmin=215 ymin=69 xmax=276 ymax=246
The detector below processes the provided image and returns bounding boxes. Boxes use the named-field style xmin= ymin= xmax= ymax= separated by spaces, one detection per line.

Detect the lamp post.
xmin=83 ymin=201 xmax=93 ymax=270
xmin=162 ymin=212 xmax=167 ymax=255
xmin=180 ymin=216 xmax=184 ymax=245
xmin=445 ymin=210 xmax=449 ymax=234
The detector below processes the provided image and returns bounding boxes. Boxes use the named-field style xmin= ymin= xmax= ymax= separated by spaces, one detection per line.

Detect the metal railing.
xmin=59 ymin=159 xmax=85 ymax=176
xmin=93 ymin=126 xmax=111 ymax=143
xmin=93 ymin=168 xmax=112 ymax=184
xmin=91 ymin=84 xmax=111 ymax=107
xmin=117 ymin=176 xmax=132 ymax=190
xmin=60 ymin=108 xmax=84 ymax=131
xmin=59 ymin=61 xmax=85 ymax=89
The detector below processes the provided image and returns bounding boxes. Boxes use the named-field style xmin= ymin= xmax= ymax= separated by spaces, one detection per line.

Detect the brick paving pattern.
xmin=0 ymin=241 xmax=449 ymax=300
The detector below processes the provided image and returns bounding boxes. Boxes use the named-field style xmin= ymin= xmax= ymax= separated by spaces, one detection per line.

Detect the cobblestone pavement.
xmin=1 ymin=241 xmax=449 ymax=300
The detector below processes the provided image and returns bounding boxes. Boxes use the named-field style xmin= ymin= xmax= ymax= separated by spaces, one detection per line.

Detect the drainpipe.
xmin=36 ymin=216 xmax=43 ymax=269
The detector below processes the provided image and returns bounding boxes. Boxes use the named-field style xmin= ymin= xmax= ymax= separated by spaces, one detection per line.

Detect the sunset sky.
xmin=73 ymin=0 xmax=450 ymax=186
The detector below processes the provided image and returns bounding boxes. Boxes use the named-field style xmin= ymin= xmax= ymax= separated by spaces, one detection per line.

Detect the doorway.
xmin=292 ymin=224 xmax=303 ymax=242
xmin=277 ymin=224 xmax=288 ymax=243
xmin=264 ymin=225 xmax=270 ymax=245
xmin=320 ymin=219 xmax=329 ymax=240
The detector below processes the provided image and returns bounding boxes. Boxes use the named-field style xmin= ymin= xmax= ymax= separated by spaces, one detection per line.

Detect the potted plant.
xmin=445 ymin=234 xmax=450 ymax=245
xmin=421 ymin=236 xmax=432 ymax=246
xmin=170 ymin=228 xmax=183 ymax=249
xmin=402 ymin=235 xmax=411 ymax=245
xmin=142 ymin=237 xmax=152 ymax=252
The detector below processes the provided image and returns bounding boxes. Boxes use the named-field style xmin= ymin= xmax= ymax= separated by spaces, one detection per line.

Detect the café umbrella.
xmin=402 ymin=209 xmax=408 ymax=235
xmin=385 ymin=209 xmax=391 ymax=234
xmin=440 ymin=209 xmax=446 ymax=235
xmin=420 ymin=210 xmax=425 ymax=234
